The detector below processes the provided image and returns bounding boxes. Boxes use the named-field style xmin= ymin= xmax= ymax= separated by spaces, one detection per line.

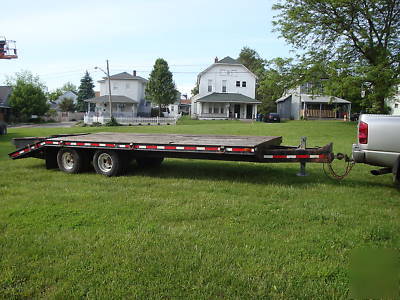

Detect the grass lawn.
xmin=0 ymin=119 xmax=399 ymax=298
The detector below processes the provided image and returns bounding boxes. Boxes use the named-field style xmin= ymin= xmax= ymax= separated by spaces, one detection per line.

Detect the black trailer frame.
xmin=9 ymin=132 xmax=334 ymax=176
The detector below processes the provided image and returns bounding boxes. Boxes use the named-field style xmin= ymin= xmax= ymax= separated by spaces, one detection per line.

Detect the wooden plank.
xmin=50 ymin=132 xmax=282 ymax=148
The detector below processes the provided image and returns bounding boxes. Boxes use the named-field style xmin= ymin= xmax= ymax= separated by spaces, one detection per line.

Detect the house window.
xmin=209 ymin=106 xmax=212 ymax=114
xmin=236 ymin=81 xmax=240 ymax=87
xmin=220 ymin=106 xmax=224 ymax=114
xmin=213 ymin=106 xmax=219 ymax=114
xmin=395 ymin=103 xmax=399 ymax=108
xmin=222 ymin=80 xmax=227 ymax=93
xmin=171 ymin=105 xmax=174 ymax=111
xmin=208 ymin=80 xmax=212 ymax=92
xmin=242 ymin=81 xmax=247 ymax=87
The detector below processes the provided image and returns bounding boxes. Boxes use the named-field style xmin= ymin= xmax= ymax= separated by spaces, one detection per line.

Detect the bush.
xmin=105 ymin=116 xmax=121 ymax=127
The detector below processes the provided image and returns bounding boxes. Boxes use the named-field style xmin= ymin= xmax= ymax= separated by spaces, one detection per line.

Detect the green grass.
xmin=0 ymin=120 xmax=399 ymax=299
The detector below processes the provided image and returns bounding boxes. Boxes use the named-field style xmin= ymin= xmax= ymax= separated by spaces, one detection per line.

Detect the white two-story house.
xmin=85 ymin=71 xmax=151 ymax=123
xmin=191 ymin=56 xmax=260 ymax=119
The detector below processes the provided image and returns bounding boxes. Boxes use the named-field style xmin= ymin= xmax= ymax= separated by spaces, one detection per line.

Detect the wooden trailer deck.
xmin=48 ymin=133 xmax=283 ymax=149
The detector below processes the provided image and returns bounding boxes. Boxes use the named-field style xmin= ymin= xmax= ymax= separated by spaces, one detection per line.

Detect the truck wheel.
xmin=93 ymin=150 xmax=123 ymax=176
xmin=57 ymin=148 xmax=86 ymax=174
xmin=136 ymin=157 xmax=164 ymax=168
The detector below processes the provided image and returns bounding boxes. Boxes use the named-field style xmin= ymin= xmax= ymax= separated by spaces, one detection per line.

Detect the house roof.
xmin=276 ymin=94 xmax=351 ymax=104
xmin=197 ymin=57 xmax=257 ymax=84
xmin=196 ymin=93 xmax=261 ymax=104
xmin=0 ymin=86 xmax=12 ymax=107
xmin=301 ymin=95 xmax=351 ymax=104
xmin=217 ymin=56 xmax=240 ymax=64
xmin=55 ymin=91 xmax=78 ymax=103
xmin=98 ymin=72 xmax=148 ymax=83
xmin=84 ymin=95 xmax=139 ymax=104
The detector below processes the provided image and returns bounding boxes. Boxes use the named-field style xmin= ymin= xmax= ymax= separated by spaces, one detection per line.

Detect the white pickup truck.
xmin=352 ymin=114 xmax=400 ymax=184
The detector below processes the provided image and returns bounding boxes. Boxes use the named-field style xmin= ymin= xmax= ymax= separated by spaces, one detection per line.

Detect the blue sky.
xmin=0 ymin=0 xmax=292 ymax=96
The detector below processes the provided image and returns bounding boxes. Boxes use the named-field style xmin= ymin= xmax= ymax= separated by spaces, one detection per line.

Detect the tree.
xmin=58 ymin=98 xmax=76 ymax=112
xmin=273 ymin=0 xmax=400 ymax=113
xmin=191 ymin=84 xmax=199 ymax=96
xmin=7 ymin=71 xmax=49 ymax=121
xmin=77 ymin=71 xmax=95 ymax=112
xmin=61 ymin=82 xmax=77 ymax=94
xmin=258 ymin=57 xmax=297 ymax=113
xmin=146 ymin=58 xmax=177 ymax=116
xmin=238 ymin=47 xmax=297 ymax=114
xmin=238 ymin=47 xmax=266 ymax=79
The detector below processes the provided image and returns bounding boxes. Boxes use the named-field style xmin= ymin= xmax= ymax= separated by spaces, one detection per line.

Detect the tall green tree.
xmin=238 ymin=47 xmax=266 ymax=79
xmin=77 ymin=71 xmax=95 ymax=112
xmin=238 ymin=47 xmax=297 ymax=113
xmin=61 ymin=82 xmax=77 ymax=94
xmin=146 ymin=58 xmax=177 ymax=116
xmin=258 ymin=57 xmax=297 ymax=113
xmin=58 ymin=98 xmax=76 ymax=112
xmin=7 ymin=71 xmax=49 ymax=121
xmin=273 ymin=0 xmax=400 ymax=113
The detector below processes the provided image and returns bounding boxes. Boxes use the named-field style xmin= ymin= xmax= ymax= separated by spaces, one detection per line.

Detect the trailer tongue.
xmin=9 ymin=132 xmax=334 ymax=177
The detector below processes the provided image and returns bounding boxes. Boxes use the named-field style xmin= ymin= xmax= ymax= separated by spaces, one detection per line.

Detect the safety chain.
xmin=323 ymin=153 xmax=356 ymax=180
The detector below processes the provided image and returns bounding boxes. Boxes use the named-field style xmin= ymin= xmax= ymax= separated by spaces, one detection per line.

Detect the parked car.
xmin=352 ymin=114 xmax=400 ymax=185
xmin=0 ymin=121 xmax=7 ymax=135
xmin=264 ymin=113 xmax=281 ymax=123
xmin=350 ymin=113 xmax=360 ymax=122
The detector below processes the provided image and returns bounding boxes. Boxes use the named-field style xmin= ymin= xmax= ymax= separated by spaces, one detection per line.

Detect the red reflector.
xmin=359 ymin=121 xmax=368 ymax=144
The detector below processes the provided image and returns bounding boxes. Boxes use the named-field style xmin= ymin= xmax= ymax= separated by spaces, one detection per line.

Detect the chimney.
xmin=214 ymin=57 xmax=218 ymax=63
xmin=133 ymin=70 xmax=137 ymax=76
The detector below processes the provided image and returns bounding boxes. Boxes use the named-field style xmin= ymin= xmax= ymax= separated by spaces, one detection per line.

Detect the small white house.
xmin=85 ymin=71 xmax=151 ymax=123
xmin=191 ymin=56 xmax=260 ymax=119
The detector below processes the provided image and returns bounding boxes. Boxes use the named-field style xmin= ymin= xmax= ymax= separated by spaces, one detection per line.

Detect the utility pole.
xmin=95 ymin=60 xmax=112 ymax=119
xmin=106 ymin=59 xmax=112 ymax=118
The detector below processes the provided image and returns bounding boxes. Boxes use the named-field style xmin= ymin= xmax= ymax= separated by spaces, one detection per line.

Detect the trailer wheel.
xmin=93 ymin=150 xmax=123 ymax=176
xmin=136 ymin=157 xmax=164 ymax=168
xmin=57 ymin=148 xmax=86 ymax=174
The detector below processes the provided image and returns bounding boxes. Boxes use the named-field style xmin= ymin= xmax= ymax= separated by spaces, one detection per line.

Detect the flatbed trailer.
xmin=9 ymin=132 xmax=334 ymax=176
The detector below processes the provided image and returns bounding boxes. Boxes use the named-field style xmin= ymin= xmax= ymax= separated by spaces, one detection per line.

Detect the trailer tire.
xmin=136 ymin=157 xmax=164 ymax=168
xmin=57 ymin=148 xmax=86 ymax=174
xmin=93 ymin=150 xmax=123 ymax=176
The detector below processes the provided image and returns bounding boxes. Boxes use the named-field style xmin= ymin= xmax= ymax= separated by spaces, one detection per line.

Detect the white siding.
xmin=100 ymin=79 xmax=145 ymax=102
xmin=198 ymin=65 xmax=256 ymax=98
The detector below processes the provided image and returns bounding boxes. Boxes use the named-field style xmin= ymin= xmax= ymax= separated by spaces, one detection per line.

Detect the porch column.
xmin=253 ymin=104 xmax=257 ymax=119
xmin=319 ymin=103 xmax=322 ymax=119
xmin=243 ymin=104 xmax=247 ymax=120
xmin=304 ymin=102 xmax=307 ymax=119
xmin=226 ymin=103 xmax=230 ymax=118
xmin=198 ymin=102 xmax=202 ymax=117
xmin=348 ymin=103 xmax=351 ymax=121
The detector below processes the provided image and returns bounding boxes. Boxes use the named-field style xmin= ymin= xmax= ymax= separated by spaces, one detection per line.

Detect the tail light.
xmin=358 ymin=121 xmax=368 ymax=144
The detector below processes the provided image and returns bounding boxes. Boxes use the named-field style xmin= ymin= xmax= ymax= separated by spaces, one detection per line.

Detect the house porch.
xmin=302 ymin=102 xmax=351 ymax=120
xmin=197 ymin=102 xmax=258 ymax=119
